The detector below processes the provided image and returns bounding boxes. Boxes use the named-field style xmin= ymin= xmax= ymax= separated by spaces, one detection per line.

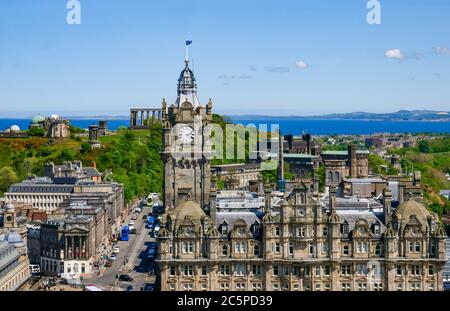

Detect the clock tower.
xmin=161 ymin=56 xmax=213 ymax=212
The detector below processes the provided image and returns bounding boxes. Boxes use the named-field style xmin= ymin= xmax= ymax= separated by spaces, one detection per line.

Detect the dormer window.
xmin=373 ymin=222 xmax=381 ymax=235
xmin=341 ymin=221 xmax=349 ymax=235
xmin=220 ymin=221 xmax=228 ymax=236
xmin=251 ymin=221 xmax=261 ymax=236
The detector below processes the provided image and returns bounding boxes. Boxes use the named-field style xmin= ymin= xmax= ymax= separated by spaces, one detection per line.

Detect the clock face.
xmin=178 ymin=126 xmax=195 ymax=144
xmin=297 ymin=208 xmax=306 ymax=217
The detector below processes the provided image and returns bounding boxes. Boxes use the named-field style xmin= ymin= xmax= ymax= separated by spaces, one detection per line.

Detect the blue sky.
xmin=0 ymin=0 xmax=449 ymax=117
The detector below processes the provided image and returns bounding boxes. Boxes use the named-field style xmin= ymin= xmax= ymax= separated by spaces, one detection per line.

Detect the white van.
xmin=29 ymin=264 xmax=41 ymax=275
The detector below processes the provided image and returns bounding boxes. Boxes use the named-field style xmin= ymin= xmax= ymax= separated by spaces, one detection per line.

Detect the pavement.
xmin=81 ymin=198 xmax=157 ymax=291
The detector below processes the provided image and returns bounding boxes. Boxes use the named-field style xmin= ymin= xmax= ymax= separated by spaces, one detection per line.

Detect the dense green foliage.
xmin=27 ymin=127 xmax=45 ymax=137
xmin=0 ymin=127 xmax=163 ymax=202
xmin=96 ymin=125 xmax=163 ymax=202
xmin=417 ymin=137 xmax=450 ymax=153
xmin=368 ymin=154 xmax=399 ymax=175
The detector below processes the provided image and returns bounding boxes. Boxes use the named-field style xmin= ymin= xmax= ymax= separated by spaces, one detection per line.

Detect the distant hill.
xmin=228 ymin=110 xmax=450 ymax=121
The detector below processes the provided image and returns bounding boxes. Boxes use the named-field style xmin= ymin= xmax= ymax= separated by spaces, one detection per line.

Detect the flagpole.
xmin=185 ymin=43 xmax=189 ymax=64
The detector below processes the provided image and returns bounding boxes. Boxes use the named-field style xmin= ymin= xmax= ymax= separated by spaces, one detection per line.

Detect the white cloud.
xmin=433 ymin=46 xmax=450 ymax=56
xmin=295 ymin=60 xmax=309 ymax=69
xmin=384 ymin=49 xmax=405 ymax=59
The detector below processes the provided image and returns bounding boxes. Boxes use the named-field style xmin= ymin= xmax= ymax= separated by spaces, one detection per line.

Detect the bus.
xmin=120 ymin=226 xmax=129 ymax=241
xmin=29 ymin=264 xmax=41 ymax=276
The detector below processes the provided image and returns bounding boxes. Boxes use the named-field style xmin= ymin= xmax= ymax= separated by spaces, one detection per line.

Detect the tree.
xmin=0 ymin=166 xmax=20 ymax=194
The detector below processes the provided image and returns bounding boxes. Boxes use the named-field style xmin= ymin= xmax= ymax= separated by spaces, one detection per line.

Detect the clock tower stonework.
xmin=161 ymin=58 xmax=213 ymax=212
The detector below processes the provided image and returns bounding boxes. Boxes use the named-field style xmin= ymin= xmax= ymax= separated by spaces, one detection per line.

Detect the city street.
xmin=82 ymin=199 xmax=157 ymax=291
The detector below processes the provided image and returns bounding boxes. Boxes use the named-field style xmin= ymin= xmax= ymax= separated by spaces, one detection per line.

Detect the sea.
xmin=1 ymin=118 xmax=449 ymax=135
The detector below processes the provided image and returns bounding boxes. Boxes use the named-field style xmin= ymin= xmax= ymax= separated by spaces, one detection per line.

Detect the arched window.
xmin=334 ymin=172 xmax=340 ymax=181
xmin=81 ymin=263 xmax=86 ymax=273
xmin=73 ymin=263 xmax=79 ymax=274
xmin=67 ymin=264 xmax=71 ymax=273
xmin=328 ymin=172 xmax=333 ymax=181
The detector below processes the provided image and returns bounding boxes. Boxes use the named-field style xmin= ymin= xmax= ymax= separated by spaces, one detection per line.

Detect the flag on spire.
xmin=186 ymin=40 xmax=193 ymax=46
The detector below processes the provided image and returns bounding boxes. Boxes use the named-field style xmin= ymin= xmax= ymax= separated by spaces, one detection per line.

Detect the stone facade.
xmin=162 ymin=58 xmax=212 ymax=212
xmin=158 ymin=185 xmax=446 ymax=291
xmin=322 ymin=146 xmax=369 ymax=187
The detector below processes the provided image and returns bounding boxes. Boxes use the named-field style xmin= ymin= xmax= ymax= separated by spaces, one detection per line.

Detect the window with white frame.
xmin=236 ymin=283 xmax=246 ymax=291
xmin=292 ymin=266 xmax=300 ymax=276
xmin=315 ymin=266 xmax=321 ymax=277
xmin=343 ymin=245 xmax=349 ymax=255
xmin=183 ymin=265 xmax=193 ymax=276
xmin=220 ymin=221 xmax=228 ymax=235
xmin=357 ymin=282 xmax=367 ymax=291
xmin=289 ymin=242 xmax=294 ymax=256
xmin=411 ymin=265 xmax=421 ymax=276
xmin=298 ymin=227 xmax=306 ymax=237
xmin=252 ymin=264 xmax=262 ymax=276
xmin=324 ymin=265 xmax=331 ymax=276
xmin=373 ymin=283 xmax=383 ymax=291
xmin=356 ymin=264 xmax=367 ymax=276
xmin=274 ymin=243 xmax=281 ymax=253
xmin=252 ymin=283 xmax=262 ymax=291
xmin=273 ymin=265 xmax=279 ymax=276
xmin=410 ymin=283 xmax=421 ymax=291
xmin=304 ymin=266 xmax=311 ymax=276
xmin=235 ymin=264 xmax=246 ymax=276
xmin=222 ymin=244 xmax=228 ymax=256
xmin=324 ymin=283 xmax=331 ymax=291
xmin=182 ymin=241 xmax=194 ymax=253
xmin=415 ymin=242 xmax=421 ymax=253
xmin=275 ymin=227 xmax=280 ymax=237
xmin=272 ymin=283 xmax=280 ymax=291
xmin=308 ymin=244 xmax=315 ymax=258
xmin=428 ymin=265 xmax=434 ymax=276
xmin=201 ymin=283 xmax=207 ymax=291
xmin=220 ymin=264 xmax=230 ymax=276
xmin=341 ymin=264 xmax=351 ymax=275
xmin=323 ymin=227 xmax=328 ymax=237
xmin=220 ymin=283 xmax=230 ymax=291
xmin=183 ymin=283 xmax=193 ymax=291
xmin=341 ymin=283 xmax=351 ymax=291
xmin=201 ymin=265 xmax=208 ymax=276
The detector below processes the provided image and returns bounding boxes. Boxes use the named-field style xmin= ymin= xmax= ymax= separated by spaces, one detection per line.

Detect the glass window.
xmin=343 ymin=245 xmax=349 ymax=255
xmin=273 ymin=265 xmax=279 ymax=276
xmin=275 ymin=227 xmax=280 ymax=237
xmin=324 ymin=265 xmax=331 ymax=276
xmin=170 ymin=266 xmax=176 ymax=276
xmin=201 ymin=266 xmax=208 ymax=276
xmin=254 ymin=244 xmax=260 ymax=256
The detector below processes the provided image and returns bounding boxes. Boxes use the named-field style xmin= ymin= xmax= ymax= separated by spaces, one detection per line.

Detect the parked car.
xmin=126 ymin=285 xmax=134 ymax=291
xmin=129 ymin=220 xmax=135 ymax=226
xmin=118 ymin=274 xmax=133 ymax=282
xmin=143 ymin=283 xmax=155 ymax=291
xmin=142 ymin=214 xmax=148 ymax=220
xmin=130 ymin=227 xmax=137 ymax=234
xmin=131 ymin=214 xmax=138 ymax=221
xmin=113 ymin=246 xmax=120 ymax=253
xmin=110 ymin=254 xmax=117 ymax=261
